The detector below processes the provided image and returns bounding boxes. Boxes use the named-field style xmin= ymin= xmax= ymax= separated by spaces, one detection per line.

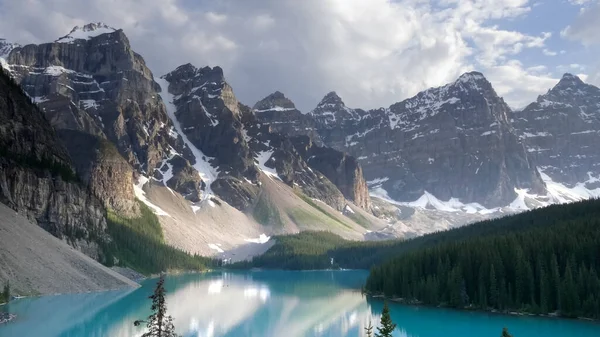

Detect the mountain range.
xmin=1 ymin=22 xmax=599 ymax=264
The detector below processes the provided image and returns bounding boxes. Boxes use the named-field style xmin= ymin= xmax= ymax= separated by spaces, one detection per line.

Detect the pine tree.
xmin=501 ymin=327 xmax=513 ymax=337
xmin=364 ymin=319 xmax=374 ymax=337
xmin=375 ymin=302 xmax=396 ymax=337
xmin=2 ymin=281 xmax=9 ymax=303
xmin=134 ymin=275 xmax=179 ymax=337
xmin=489 ymin=265 xmax=498 ymax=307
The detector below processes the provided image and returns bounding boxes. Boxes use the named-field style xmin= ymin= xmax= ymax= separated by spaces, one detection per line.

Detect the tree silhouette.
xmin=501 ymin=327 xmax=513 ymax=337
xmin=364 ymin=319 xmax=374 ymax=337
xmin=375 ymin=301 xmax=396 ymax=337
xmin=134 ymin=275 xmax=179 ymax=337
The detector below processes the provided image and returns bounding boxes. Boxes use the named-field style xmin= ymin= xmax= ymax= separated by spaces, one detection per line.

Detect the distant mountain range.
xmin=1 ymin=22 xmax=599 ymax=258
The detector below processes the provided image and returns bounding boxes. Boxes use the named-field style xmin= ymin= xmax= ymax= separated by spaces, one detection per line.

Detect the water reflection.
xmin=1 ymin=270 xmax=599 ymax=337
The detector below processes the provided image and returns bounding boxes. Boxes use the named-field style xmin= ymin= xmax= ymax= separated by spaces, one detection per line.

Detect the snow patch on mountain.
xmin=541 ymin=170 xmax=600 ymax=202
xmin=255 ymin=106 xmax=296 ymax=113
xmin=255 ymin=149 xmax=280 ymax=180
xmin=156 ymin=77 xmax=219 ymax=199
xmin=244 ymin=234 xmax=271 ymax=244
xmin=133 ymin=176 xmax=171 ymax=217
xmin=208 ymin=243 xmax=224 ymax=253
xmin=56 ymin=23 xmax=117 ymax=43
xmin=0 ymin=39 xmax=19 ymax=59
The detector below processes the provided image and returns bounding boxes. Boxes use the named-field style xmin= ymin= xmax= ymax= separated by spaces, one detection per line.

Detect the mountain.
xmin=512 ymin=73 xmax=600 ymax=196
xmin=0 ymin=66 xmax=107 ymax=257
xmin=1 ymin=23 xmax=382 ymax=262
xmin=0 ymin=39 xmax=19 ymax=59
xmin=253 ymin=91 xmax=322 ymax=143
xmin=2 ymin=22 xmax=198 ymax=217
xmin=256 ymin=72 xmax=546 ymax=209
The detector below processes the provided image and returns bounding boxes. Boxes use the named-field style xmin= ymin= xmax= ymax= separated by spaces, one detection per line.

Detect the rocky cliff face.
xmin=512 ymin=73 xmax=600 ymax=188
xmin=0 ymin=67 xmax=107 ymax=257
xmin=161 ymin=64 xmax=361 ymax=212
xmin=290 ymin=136 xmax=371 ymax=210
xmin=2 ymin=23 xmax=204 ymax=213
xmin=256 ymin=72 xmax=546 ymax=208
xmin=252 ymin=92 xmax=372 ymax=210
xmin=253 ymin=91 xmax=322 ymax=143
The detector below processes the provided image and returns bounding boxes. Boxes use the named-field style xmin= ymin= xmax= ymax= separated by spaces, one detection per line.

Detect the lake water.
xmin=1 ymin=270 xmax=599 ymax=337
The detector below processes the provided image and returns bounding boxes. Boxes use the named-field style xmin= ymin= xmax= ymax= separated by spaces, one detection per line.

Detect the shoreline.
xmin=366 ymin=293 xmax=600 ymax=323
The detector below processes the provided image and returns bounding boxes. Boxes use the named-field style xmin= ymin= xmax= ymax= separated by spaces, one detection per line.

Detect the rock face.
xmin=0 ymin=67 xmax=107 ymax=257
xmin=512 ymin=73 xmax=600 ymax=187
xmin=3 ymin=23 xmax=203 ymax=213
xmin=57 ymin=129 xmax=140 ymax=217
xmin=253 ymin=91 xmax=322 ymax=143
xmin=256 ymin=72 xmax=546 ymax=207
xmin=161 ymin=64 xmax=260 ymax=209
xmin=290 ymin=136 xmax=371 ymax=210
xmin=252 ymin=92 xmax=372 ymax=210
xmin=162 ymin=64 xmax=361 ymax=212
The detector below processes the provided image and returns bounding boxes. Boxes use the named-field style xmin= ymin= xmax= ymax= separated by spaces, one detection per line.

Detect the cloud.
xmin=562 ymin=2 xmax=600 ymax=46
xmin=0 ymin=0 xmax=559 ymax=111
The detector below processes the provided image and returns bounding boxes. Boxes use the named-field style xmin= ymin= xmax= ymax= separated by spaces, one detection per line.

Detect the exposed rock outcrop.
xmin=0 ymin=67 xmax=107 ymax=257
xmin=290 ymin=136 xmax=371 ymax=210
xmin=3 ymin=24 xmax=203 ymax=214
xmin=512 ymin=73 xmax=600 ymax=188
xmin=256 ymin=72 xmax=546 ymax=207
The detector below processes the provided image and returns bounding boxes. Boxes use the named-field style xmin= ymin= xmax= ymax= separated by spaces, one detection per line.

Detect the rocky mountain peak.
xmin=55 ymin=22 xmax=117 ymax=43
xmin=253 ymin=91 xmax=296 ymax=112
xmin=310 ymin=91 xmax=363 ymax=125
xmin=557 ymin=73 xmax=585 ymax=87
xmin=319 ymin=91 xmax=343 ymax=105
xmin=513 ymin=74 xmax=600 ymax=188
xmin=0 ymin=39 xmax=19 ymax=58
xmin=535 ymin=73 xmax=600 ymax=108
xmin=451 ymin=71 xmax=494 ymax=94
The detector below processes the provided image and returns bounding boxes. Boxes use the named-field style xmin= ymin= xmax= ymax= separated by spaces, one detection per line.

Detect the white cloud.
xmin=562 ymin=2 xmax=600 ymax=46
xmin=542 ymin=49 xmax=557 ymax=56
xmin=0 ymin=0 xmax=559 ymax=111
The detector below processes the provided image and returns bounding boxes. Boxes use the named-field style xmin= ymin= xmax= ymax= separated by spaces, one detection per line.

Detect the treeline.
xmin=101 ymin=201 xmax=219 ymax=275
xmin=0 ymin=281 xmax=9 ymax=303
xmin=236 ymin=198 xmax=600 ymax=273
xmin=230 ymin=231 xmax=348 ymax=270
xmin=366 ymin=199 xmax=600 ymax=319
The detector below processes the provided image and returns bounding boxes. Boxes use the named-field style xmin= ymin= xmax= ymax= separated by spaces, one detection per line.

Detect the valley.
xmin=0 ymin=20 xmax=600 ymax=336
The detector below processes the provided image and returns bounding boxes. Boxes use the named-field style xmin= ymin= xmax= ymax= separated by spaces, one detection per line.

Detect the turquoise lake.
xmin=1 ymin=270 xmax=599 ymax=337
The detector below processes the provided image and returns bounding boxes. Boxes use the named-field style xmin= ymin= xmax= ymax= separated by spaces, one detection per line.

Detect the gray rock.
xmin=512 ymin=73 xmax=600 ymax=187
xmin=3 ymin=24 xmax=202 ymax=216
xmin=256 ymin=72 xmax=546 ymax=208
xmin=0 ymin=68 xmax=107 ymax=257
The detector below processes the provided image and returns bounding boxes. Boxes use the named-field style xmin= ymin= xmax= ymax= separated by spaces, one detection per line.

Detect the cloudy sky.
xmin=1 ymin=0 xmax=599 ymax=111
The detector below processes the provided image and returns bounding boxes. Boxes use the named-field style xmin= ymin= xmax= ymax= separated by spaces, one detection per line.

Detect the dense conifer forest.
xmin=237 ymin=199 xmax=600 ymax=271
xmin=235 ymin=199 xmax=600 ymax=318
xmin=365 ymin=199 xmax=600 ymax=319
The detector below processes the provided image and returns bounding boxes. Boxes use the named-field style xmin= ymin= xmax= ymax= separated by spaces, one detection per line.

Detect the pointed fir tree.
xmin=134 ymin=275 xmax=179 ymax=337
xmin=2 ymin=281 xmax=9 ymax=303
xmin=375 ymin=301 xmax=396 ymax=337
xmin=501 ymin=327 xmax=513 ymax=337
xmin=365 ymin=319 xmax=374 ymax=337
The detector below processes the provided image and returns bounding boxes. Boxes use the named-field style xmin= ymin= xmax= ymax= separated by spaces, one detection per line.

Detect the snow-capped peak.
xmin=456 ymin=71 xmax=487 ymax=84
xmin=55 ymin=22 xmax=117 ymax=43
xmin=0 ymin=38 xmax=20 ymax=59
xmin=555 ymin=73 xmax=585 ymax=88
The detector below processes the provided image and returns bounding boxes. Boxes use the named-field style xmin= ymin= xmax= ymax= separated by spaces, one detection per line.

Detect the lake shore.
xmin=367 ymin=293 xmax=600 ymax=323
